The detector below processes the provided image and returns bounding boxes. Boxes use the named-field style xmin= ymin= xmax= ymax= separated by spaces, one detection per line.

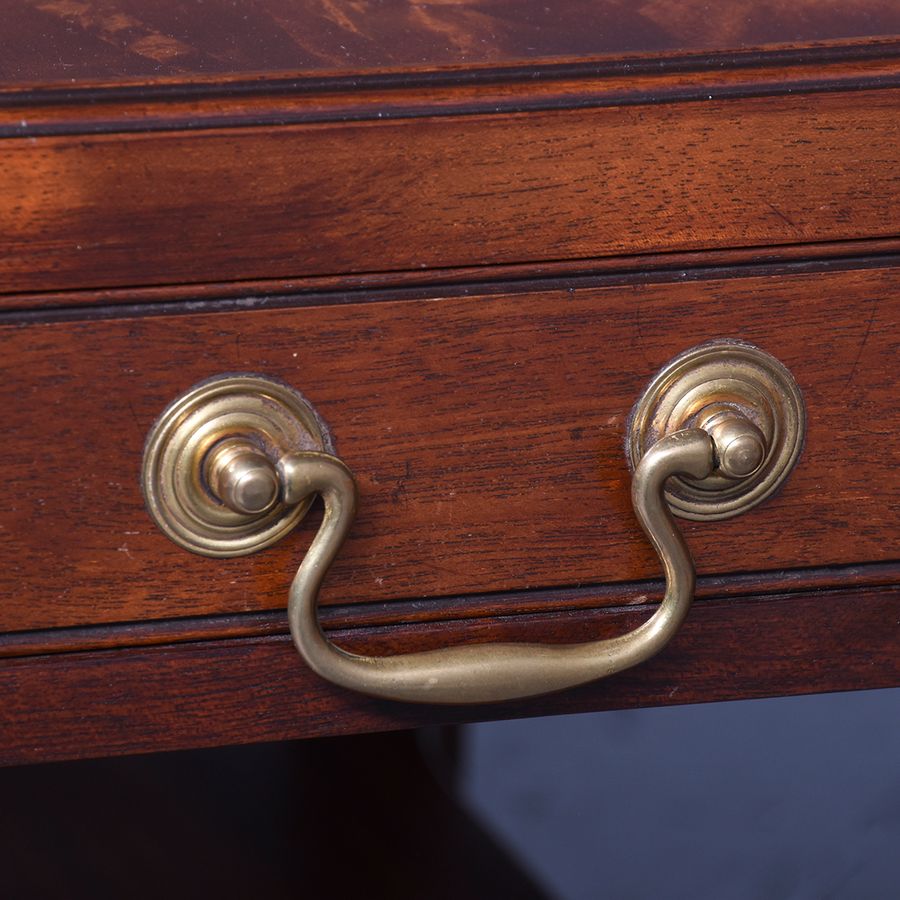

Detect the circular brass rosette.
xmin=627 ymin=340 xmax=805 ymax=520
xmin=142 ymin=374 xmax=334 ymax=557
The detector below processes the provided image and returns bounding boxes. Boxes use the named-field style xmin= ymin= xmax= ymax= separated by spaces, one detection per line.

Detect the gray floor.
xmin=460 ymin=688 xmax=900 ymax=900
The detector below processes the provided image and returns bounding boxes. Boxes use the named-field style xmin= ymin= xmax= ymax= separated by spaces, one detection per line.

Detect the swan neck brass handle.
xmin=281 ymin=430 xmax=714 ymax=703
xmin=141 ymin=343 xmax=805 ymax=705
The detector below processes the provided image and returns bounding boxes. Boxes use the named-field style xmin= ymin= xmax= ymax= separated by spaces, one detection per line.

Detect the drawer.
xmin=2 ymin=259 xmax=898 ymax=761
xmin=2 ymin=84 xmax=898 ymax=296
xmin=2 ymin=262 xmax=897 ymax=625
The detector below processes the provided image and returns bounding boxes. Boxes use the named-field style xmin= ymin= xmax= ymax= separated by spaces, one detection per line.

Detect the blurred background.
xmin=461 ymin=687 xmax=900 ymax=898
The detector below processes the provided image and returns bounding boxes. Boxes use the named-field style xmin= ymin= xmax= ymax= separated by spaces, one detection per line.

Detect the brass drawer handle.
xmin=286 ymin=433 xmax=709 ymax=702
xmin=143 ymin=341 xmax=804 ymax=704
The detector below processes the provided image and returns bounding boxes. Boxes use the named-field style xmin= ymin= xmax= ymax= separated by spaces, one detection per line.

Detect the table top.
xmin=2 ymin=0 xmax=899 ymax=90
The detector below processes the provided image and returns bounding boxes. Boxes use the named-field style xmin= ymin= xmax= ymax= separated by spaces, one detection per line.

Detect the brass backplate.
xmin=142 ymin=374 xmax=333 ymax=557
xmin=627 ymin=341 xmax=805 ymax=520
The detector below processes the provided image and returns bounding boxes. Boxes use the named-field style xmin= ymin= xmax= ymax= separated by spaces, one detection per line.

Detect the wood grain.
xmin=2 ymin=561 xmax=897 ymax=660
xmin=2 ymin=0 xmax=899 ymax=89
xmin=2 ymin=87 xmax=898 ymax=295
xmin=1 ymin=265 xmax=897 ymax=633
xmin=1 ymin=585 xmax=896 ymax=765
xmin=2 ymin=237 xmax=900 ymax=314
xmin=5 ymin=55 xmax=900 ymax=137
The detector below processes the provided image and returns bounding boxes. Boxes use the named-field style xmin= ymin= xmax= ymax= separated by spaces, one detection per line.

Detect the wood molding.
xmin=2 ymin=585 xmax=897 ymax=766
xmin=3 ymin=238 xmax=899 ymax=315
xmin=1 ymin=561 xmax=896 ymax=661
xmin=4 ymin=55 xmax=900 ymax=138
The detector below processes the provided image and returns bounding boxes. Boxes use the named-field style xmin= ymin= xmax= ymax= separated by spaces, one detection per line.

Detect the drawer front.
xmin=3 ymin=18 xmax=900 ymax=767
xmin=1 ymin=88 xmax=898 ymax=295
xmin=1 ymin=264 xmax=896 ymax=634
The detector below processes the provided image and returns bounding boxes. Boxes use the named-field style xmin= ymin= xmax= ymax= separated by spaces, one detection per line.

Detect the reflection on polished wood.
xmin=3 ymin=0 xmax=900 ymax=86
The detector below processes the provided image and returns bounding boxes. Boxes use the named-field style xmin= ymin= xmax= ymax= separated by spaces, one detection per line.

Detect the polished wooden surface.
xmin=2 ymin=13 xmax=897 ymax=763
xmin=1 ymin=264 xmax=896 ymax=633
xmin=3 ymin=562 xmax=896 ymax=660
xmin=1 ymin=238 xmax=899 ymax=313
xmin=2 ymin=84 xmax=898 ymax=295
xmin=1 ymin=584 xmax=896 ymax=765
xmin=4 ymin=54 xmax=898 ymax=139
xmin=2 ymin=0 xmax=899 ymax=88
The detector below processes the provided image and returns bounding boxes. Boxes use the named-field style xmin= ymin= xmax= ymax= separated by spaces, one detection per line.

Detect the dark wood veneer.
xmin=1 ymin=265 xmax=897 ymax=633
xmin=3 ymin=1 xmax=899 ymax=88
xmin=2 ymin=561 xmax=896 ymax=661
xmin=1 ymin=585 xmax=896 ymax=766
xmin=1 ymin=238 xmax=899 ymax=314
xmin=5 ymin=55 xmax=899 ymax=135
xmin=0 ymin=561 xmax=900 ymax=658
xmin=1 ymin=87 xmax=897 ymax=294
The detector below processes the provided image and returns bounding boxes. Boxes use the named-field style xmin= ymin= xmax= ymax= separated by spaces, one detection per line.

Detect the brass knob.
xmin=627 ymin=340 xmax=805 ymax=519
xmin=696 ymin=405 xmax=767 ymax=479
xmin=206 ymin=438 xmax=281 ymax=515
xmin=141 ymin=375 xmax=333 ymax=557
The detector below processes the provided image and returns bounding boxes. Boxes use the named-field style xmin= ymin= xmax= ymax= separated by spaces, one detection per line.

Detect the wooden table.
xmin=1 ymin=0 xmax=898 ymax=766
